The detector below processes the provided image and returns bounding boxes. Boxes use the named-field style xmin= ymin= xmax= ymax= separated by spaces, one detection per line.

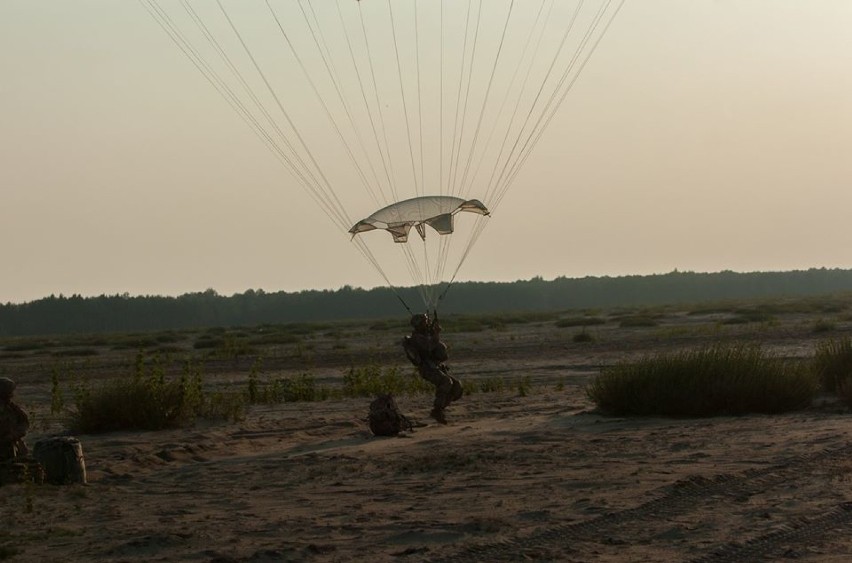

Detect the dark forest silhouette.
xmin=3 ymin=268 xmax=852 ymax=336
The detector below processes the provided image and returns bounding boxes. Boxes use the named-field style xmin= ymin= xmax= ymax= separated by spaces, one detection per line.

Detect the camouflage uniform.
xmin=403 ymin=314 xmax=462 ymax=423
xmin=0 ymin=378 xmax=29 ymax=462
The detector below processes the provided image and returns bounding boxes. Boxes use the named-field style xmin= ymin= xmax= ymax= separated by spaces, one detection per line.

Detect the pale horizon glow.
xmin=2 ymin=1 xmax=852 ymax=305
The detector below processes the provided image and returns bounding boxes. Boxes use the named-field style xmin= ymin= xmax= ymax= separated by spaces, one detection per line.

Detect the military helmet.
xmin=0 ymin=377 xmax=15 ymax=397
xmin=410 ymin=313 xmax=429 ymax=329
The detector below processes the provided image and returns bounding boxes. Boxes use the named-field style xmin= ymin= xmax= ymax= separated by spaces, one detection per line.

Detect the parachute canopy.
xmin=141 ymin=0 xmax=624 ymax=309
xmin=349 ymin=196 xmax=489 ymax=243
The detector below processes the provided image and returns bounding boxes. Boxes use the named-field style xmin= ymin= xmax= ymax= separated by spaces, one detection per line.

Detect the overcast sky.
xmin=2 ymin=1 xmax=852 ymax=305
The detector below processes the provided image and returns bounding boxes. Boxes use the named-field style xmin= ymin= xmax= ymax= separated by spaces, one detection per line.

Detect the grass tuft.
xmin=555 ymin=317 xmax=605 ymax=328
xmin=67 ymin=357 xmax=244 ymax=433
xmin=813 ymin=338 xmax=852 ymax=393
xmin=572 ymin=331 xmax=595 ymax=343
xmin=587 ymin=344 xmax=817 ymax=417
xmin=343 ymin=364 xmax=430 ymax=397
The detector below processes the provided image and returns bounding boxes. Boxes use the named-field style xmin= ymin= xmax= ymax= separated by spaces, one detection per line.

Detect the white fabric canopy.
xmin=349 ymin=196 xmax=489 ymax=243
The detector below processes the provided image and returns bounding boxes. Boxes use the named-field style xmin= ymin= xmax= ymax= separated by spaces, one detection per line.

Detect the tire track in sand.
xmin=436 ymin=442 xmax=852 ymax=562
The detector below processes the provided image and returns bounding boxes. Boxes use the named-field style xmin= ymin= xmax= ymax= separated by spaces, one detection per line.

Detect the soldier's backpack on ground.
xmin=369 ymin=394 xmax=412 ymax=436
xmin=32 ymin=436 xmax=87 ymax=485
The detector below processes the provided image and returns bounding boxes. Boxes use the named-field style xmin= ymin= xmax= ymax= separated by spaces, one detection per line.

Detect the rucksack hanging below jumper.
xmin=369 ymin=394 xmax=413 ymax=437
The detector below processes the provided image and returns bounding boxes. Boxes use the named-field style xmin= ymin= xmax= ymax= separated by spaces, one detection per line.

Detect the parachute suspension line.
xmin=350 ymin=237 xmax=413 ymax=315
xmin=444 ymin=0 xmax=623 ymax=302
xmin=436 ymin=213 xmax=489 ymax=307
xmin=419 ymin=237 xmax=436 ymax=308
xmin=493 ymin=0 xmax=619 ymax=208
xmin=357 ymin=3 xmax=400 ymax=204
xmin=494 ymin=0 xmax=601 ymax=204
xmin=388 ymin=0 xmax=421 ymax=198
xmin=268 ymin=0 xmax=384 ymax=210
xmin=414 ymin=2 xmax=426 ymax=203
xmin=447 ymin=0 xmax=475 ymax=201
xmin=215 ymin=0 xmax=353 ymax=232
xmin=398 ymin=241 xmax=425 ymax=291
xmin=145 ymin=2 xmax=625 ymax=306
xmin=494 ymin=0 xmax=625 ymax=210
xmin=410 ymin=3 xmax=427 ymax=258
xmin=446 ymin=1 xmax=623 ymax=296
xmin=439 ymin=0 xmax=444 ymax=197
xmin=449 ymin=0 xmax=483 ymax=199
xmin=435 ymin=230 xmax=455 ymax=295
xmin=336 ymin=0 xmax=395 ymax=208
xmin=431 ymin=1 xmax=448 ymax=292
xmin=142 ymin=1 xmax=269 ymax=151
xmin=178 ymin=0 xmax=340 ymax=215
xmin=142 ymin=0 xmax=350 ymax=232
xmin=300 ymin=0 xmax=386 ymax=204
xmin=144 ymin=1 xmax=283 ymax=167
xmin=466 ymin=0 xmax=552 ymax=203
xmin=435 ymin=0 xmax=516 ymax=296
xmin=443 ymin=212 xmax=489 ymax=299
xmin=399 ymin=243 xmax=430 ymax=307
xmin=455 ymin=0 xmax=516 ymax=201
xmin=303 ymin=0 xmax=393 ymax=206
xmin=482 ymin=0 xmax=586 ymax=209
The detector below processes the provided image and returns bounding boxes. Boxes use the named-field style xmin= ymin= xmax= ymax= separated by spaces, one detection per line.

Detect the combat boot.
xmin=429 ymin=407 xmax=447 ymax=424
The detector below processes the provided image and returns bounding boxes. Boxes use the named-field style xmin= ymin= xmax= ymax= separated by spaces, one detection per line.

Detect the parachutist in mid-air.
xmin=403 ymin=312 xmax=462 ymax=424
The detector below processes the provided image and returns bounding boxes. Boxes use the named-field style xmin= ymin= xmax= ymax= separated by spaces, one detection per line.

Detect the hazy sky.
xmin=2 ymin=1 xmax=852 ymax=305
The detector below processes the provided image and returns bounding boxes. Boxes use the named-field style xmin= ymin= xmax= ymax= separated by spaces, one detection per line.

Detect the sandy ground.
xmin=3 ymin=309 xmax=852 ymax=562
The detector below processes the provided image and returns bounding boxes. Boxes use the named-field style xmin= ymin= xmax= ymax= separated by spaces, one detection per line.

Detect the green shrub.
xmin=0 ymin=353 xmax=27 ymax=360
xmin=52 ymin=348 xmax=99 ymax=358
xmin=51 ymin=367 xmax=64 ymax=415
xmin=247 ymin=332 xmax=299 ymax=345
xmin=587 ymin=344 xmax=817 ymax=417
xmin=193 ymin=337 xmax=223 ymax=350
xmin=110 ymin=336 xmax=160 ymax=350
xmin=723 ymin=309 xmax=775 ymax=325
xmin=199 ymin=391 xmax=246 ymax=421
xmin=279 ymin=373 xmax=330 ymax=402
xmin=155 ymin=333 xmax=185 ymax=343
xmin=812 ymin=319 xmax=836 ymax=333
xmin=476 ymin=377 xmax=505 ymax=393
xmin=618 ymin=316 xmax=659 ymax=328
xmin=3 ymin=339 xmax=53 ymax=352
xmin=68 ymin=358 xmax=243 ymax=433
xmin=516 ymin=376 xmax=532 ymax=397
xmin=813 ymin=338 xmax=852 ymax=393
xmin=192 ymin=335 xmax=255 ymax=358
xmin=69 ymin=377 xmax=197 ymax=433
xmin=343 ymin=364 xmax=429 ymax=397
xmin=555 ymin=317 xmax=605 ymax=328
xmin=572 ymin=331 xmax=595 ymax=343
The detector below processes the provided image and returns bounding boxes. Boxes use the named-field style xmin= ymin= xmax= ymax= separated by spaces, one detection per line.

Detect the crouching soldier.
xmin=0 ymin=378 xmax=29 ymax=462
xmin=0 ymin=377 xmax=43 ymax=486
xmin=403 ymin=313 xmax=463 ymax=424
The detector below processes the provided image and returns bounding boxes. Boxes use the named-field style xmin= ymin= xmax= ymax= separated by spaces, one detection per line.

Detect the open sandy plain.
xmin=3 ymin=302 xmax=852 ymax=562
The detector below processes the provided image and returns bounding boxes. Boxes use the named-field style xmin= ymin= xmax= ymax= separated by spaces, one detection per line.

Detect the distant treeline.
xmin=3 ymin=268 xmax=852 ymax=337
